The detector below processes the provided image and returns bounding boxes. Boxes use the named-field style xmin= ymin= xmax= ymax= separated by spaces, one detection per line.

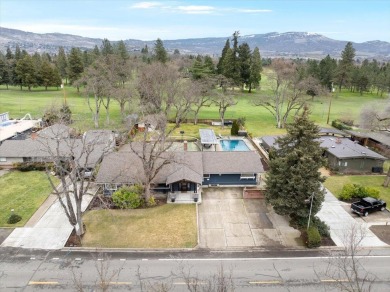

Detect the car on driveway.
xmin=351 ymin=197 xmax=387 ymax=217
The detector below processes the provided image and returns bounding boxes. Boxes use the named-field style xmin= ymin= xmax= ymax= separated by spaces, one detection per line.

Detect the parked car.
xmin=351 ymin=197 xmax=387 ymax=216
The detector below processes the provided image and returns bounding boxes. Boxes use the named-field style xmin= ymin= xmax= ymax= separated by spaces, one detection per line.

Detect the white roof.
xmin=199 ymin=129 xmax=218 ymax=145
xmin=0 ymin=119 xmax=40 ymax=142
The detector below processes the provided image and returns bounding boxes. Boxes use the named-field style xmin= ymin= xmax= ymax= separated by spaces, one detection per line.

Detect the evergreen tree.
xmin=248 ymin=47 xmax=262 ymax=92
xmin=265 ymin=106 xmax=326 ymax=222
xmin=238 ymin=42 xmax=251 ymax=89
xmin=56 ymin=47 xmax=68 ymax=84
xmin=336 ymin=42 xmax=356 ymax=91
xmin=68 ymin=47 xmax=84 ymax=91
xmin=14 ymin=45 xmax=22 ymax=60
xmin=0 ymin=58 xmax=10 ymax=88
xmin=319 ymin=55 xmax=337 ymax=91
xmin=115 ymin=40 xmax=129 ymax=62
xmin=217 ymin=39 xmax=230 ymax=74
xmin=154 ymin=38 xmax=168 ymax=63
xmin=15 ymin=54 xmax=37 ymax=90
xmin=101 ymin=38 xmax=114 ymax=56
xmin=5 ymin=47 xmax=13 ymax=60
xmin=39 ymin=60 xmax=54 ymax=90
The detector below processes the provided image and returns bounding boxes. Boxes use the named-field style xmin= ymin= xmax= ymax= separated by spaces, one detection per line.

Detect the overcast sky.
xmin=1 ymin=0 xmax=389 ymax=42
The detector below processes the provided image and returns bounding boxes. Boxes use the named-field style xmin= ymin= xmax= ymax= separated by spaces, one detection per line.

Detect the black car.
xmin=351 ymin=197 xmax=387 ymax=217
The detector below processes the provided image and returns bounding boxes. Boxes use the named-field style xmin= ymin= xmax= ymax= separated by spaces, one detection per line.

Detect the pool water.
xmin=220 ymin=140 xmax=249 ymax=151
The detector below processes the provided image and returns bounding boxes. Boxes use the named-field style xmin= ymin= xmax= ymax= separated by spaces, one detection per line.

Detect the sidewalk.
xmin=317 ymin=188 xmax=388 ymax=247
xmin=1 ymin=186 xmax=97 ymax=250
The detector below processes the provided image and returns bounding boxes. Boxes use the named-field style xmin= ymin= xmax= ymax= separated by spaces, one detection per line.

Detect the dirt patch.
xmin=65 ymin=229 xmax=82 ymax=247
xmin=369 ymin=225 xmax=390 ymax=244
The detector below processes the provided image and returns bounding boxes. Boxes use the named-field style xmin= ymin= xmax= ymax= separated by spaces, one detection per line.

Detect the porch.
xmin=167 ymin=191 xmax=202 ymax=204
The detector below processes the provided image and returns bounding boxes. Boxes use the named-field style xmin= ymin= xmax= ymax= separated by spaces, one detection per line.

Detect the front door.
xmin=180 ymin=182 xmax=189 ymax=192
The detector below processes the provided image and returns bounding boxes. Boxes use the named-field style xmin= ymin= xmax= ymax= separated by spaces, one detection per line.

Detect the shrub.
xmin=7 ymin=213 xmax=22 ymax=224
xmin=331 ymin=119 xmax=352 ymax=130
xmin=231 ymin=120 xmax=239 ymax=135
xmin=312 ymin=216 xmax=330 ymax=237
xmin=14 ymin=162 xmax=47 ymax=172
xmin=339 ymin=183 xmax=380 ymax=200
xmin=306 ymin=226 xmax=321 ymax=248
xmin=112 ymin=185 xmax=144 ymax=209
xmin=147 ymin=196 xmax=157 ymax=207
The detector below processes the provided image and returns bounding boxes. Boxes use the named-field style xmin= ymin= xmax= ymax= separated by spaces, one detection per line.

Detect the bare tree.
xmin=360 ymin=100 xmax=390 ymax=131
xmin=253 ymin=59 xmax=319 ymax=128
xmin=71 ymin=253 xmax=124 ymax=292
xmin=192 ymin=78 xmax=214 ymax=125
xmin=129 ymin=114 xmax=176 ymax=203
xmin=320 ymin=224 xmax=376 ymax=292
xmin=112 ymin=80 xmax=139 ymax=121
xmin=137 ymin=62 xmax=181 ymax=116
xmin=39 ymin=125 xmax=114 ymax=236
xmin=173 ymin=80 xmax=198 ymax=126
xmin=213 ymin=89 xmax=237 ymax=129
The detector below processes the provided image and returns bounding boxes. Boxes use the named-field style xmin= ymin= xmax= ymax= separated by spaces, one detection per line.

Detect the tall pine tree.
xmin=248 ymin=47 xmax=262 ymax=92
xmin=265 ymin=106 xmax=326 ymax=222
xmin=336 ymin=42 xmax=355 ymax=91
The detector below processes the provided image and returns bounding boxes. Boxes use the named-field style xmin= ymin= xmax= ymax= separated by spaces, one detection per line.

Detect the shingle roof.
xmin=202 ymin=151 xmax=264 ymax=174
xmin=95 ymin=150 xmax=264 ymax=185
xmin=95 ymin=151 xmax=203 ymax=185
xmin=319 ymin=136 xmax=386 ymax=160
xmin=261 ymin=135 xmax=386 ymax=160
xmin=346 ymin=130 xmax=390 ymax=147
xmin=319 ymin=127 xmax=347 ymax=136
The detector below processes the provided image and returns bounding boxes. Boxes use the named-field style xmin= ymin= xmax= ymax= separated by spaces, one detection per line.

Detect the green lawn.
xmin=1 ymin=84 xmax=386 ymax=137
xmin=0 ymin=171 xmax=58 ymax=227
xmin=82 ymin=204 xmax=197 ymax=248
xmin=324 ymin=175 xmax=390 ymax=204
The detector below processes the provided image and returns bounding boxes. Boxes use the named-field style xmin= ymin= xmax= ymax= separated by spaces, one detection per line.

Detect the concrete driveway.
xmin=317 ymin=189 xmax=387 ymax=247
xmin=198 ymin=188 xmax=301 ymax=249
xmin=1 ymin=185 xmax=97 ymax=250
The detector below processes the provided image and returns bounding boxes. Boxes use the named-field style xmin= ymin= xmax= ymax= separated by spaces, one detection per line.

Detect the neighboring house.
xmin=0 ymin=124 xmax=115 ymax=169
xmin=95 ymin=148 xmax=264 ymax=197
xmin=346 ymin=130 xmax=390 ymax=158
xmin=260 ymin=135 xmax=386 ymax=174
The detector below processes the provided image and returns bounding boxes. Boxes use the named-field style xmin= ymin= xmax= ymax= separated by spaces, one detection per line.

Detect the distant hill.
xmin=1 ymin=27 xmax=389 ymax=60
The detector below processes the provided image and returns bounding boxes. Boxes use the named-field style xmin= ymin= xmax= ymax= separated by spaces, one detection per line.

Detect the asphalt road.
xmin=1 ymin=248 xmax=390 ymax=291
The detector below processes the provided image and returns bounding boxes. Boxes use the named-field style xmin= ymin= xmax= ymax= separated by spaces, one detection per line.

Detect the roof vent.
xmin=331 ymin=145 xmax=335 ymax=148
xmin=362 ymin=151 xmax=366 ymax=155
xmin=336 ymin=138 xmax=342 ymax=144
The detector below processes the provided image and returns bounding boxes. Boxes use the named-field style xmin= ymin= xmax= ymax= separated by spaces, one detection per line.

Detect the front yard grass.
xmin=82 ymin=204 xmax=197 ymax=248
xmin=324 ymin=175 xmax=390 ymax=203
xmin=0 ymin=170 xmax=58 ymax=227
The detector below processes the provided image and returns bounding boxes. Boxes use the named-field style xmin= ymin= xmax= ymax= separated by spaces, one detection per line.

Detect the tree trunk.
xmin=76 ymin=204 xmax=84 ymax=236
xmin=383 ymin=168 xmax=390 ymax=187
xmin=144 ymin=183 xmax=151 ymax=203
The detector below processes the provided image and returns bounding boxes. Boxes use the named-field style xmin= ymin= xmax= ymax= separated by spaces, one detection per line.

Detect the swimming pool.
xmin=220 ymin=140 xmax=249 ymax=151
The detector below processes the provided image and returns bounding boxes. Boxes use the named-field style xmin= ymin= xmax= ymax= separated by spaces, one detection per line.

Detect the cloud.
xmin=176 ymin=5 xmax=215 ymax=14
xmin=237 ymin=9 xmax=272 ymax=13
xmin=130 ymin=2 xmax=162 ymax=9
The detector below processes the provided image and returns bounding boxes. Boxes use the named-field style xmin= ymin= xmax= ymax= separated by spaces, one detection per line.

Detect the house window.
xmin=105 ymin=183 xmax=118 ymax=191
xmin=203 ymin=174 xmax=210 ymax=179
xmin=0 ymin=157 xmax=6 ymax=162
xmin=240 ymin=173 xmax=255 ymax=179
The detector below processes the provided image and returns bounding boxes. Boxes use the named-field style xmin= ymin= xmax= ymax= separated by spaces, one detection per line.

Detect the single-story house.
xmin=0 ymin=125 xmax=115 ymax=169
xmin=346 ymin=130 xmax=390 ymax=158
xmin=260 ymin=135 xmax=386 ymax=174
xmin=95 ymin=148 xmax=264 ymax=197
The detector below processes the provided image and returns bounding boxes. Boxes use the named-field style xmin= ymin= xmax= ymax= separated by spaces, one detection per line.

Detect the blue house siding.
xmin=202 ymin=173 xmax=257 ymax=186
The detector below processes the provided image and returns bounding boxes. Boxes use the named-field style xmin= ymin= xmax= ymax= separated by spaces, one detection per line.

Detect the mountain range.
xmin=1 ymin=27 xmax=389 ymax=60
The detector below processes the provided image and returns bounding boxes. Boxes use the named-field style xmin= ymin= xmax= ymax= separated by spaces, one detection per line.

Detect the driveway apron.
xmin=198 ymin=188 xmax=300 ymax=249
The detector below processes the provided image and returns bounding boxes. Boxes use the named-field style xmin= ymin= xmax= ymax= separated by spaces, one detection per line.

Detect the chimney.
xmin=183 ymin=140 xmax=188 ymax=151
xmin=31 ymin=132 xmax=37 ymax=140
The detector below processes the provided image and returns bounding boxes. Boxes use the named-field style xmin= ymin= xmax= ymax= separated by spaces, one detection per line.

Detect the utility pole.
xmin=326 ymin=83 xmax=335 ymax=124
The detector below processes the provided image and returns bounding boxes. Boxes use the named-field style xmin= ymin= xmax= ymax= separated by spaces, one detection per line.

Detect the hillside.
xmin=1 ymin=27 xmax=389 ymax=60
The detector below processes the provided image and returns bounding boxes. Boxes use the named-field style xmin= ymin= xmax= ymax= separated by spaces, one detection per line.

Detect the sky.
xmin=1 ymin=0 xmax=389 ymax=43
